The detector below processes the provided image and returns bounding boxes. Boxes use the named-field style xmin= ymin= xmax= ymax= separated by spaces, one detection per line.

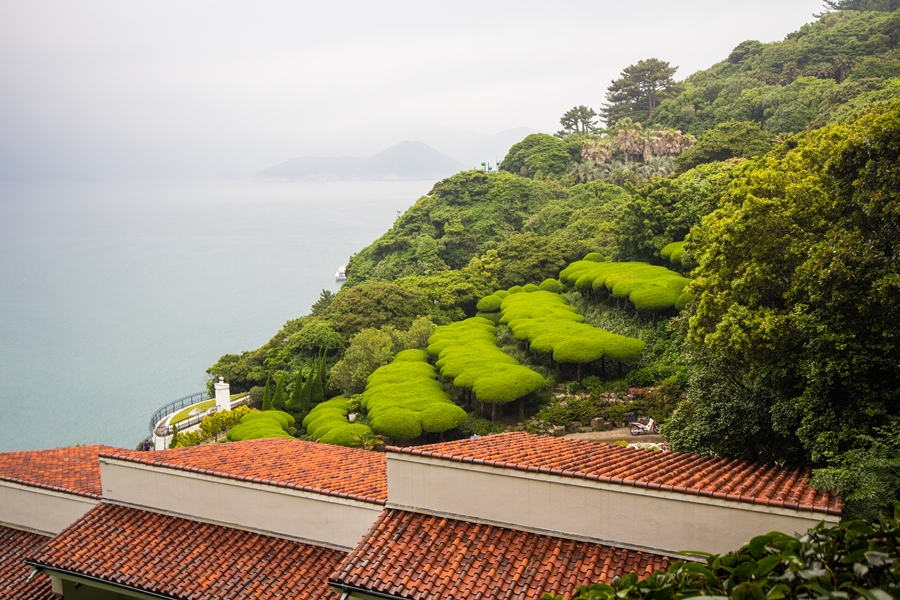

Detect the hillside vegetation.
xmin=208 ymin=6 xmax=900 ymax=522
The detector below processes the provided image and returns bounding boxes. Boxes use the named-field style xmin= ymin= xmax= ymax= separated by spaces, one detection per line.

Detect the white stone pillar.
xmin=214 ymin=377 xmax=231 ymax=412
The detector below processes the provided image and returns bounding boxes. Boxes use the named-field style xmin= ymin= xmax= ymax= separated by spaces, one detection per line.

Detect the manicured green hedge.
xmin=361 ymin=348 xmax=468 ymax=440
xmin=427 ymin=317 xmax=546 ymax=405
xmin=302 ymin=397 xmax=378 ymax=448
xmin=476 ymin=311 xmax=502 ymax=324
xmin=539 ymin=278 xmax=564 ymax=293
xmin=318 ymin=423 xmax=375 ymax=446
xmin=243 ymin=410 xmax=295 ymax=429
xmin=559 ymin=260 xmax=690 ymax=312
xmin=500 ymin=290 xmax=645 ymax=365
xmin=226 ymin=410 xmax=295 ymax=441
xmin=660 ymin=241 xmax=684 ymax=265
xmin=476 ymin=294 xmax=503 ymax=312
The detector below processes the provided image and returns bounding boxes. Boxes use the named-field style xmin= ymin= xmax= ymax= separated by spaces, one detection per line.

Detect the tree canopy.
xmin=601 ymin=59 xmax=679 ymax=125
xmin=500 ymin=133 xmax=577 ymax=179
xmin=557 ymin=105 xmax=599 ymax=137
xmin=668 ymin=99 xmax=900 ymax=467
xmin=674 ymin=121 xmax=774 ymax=173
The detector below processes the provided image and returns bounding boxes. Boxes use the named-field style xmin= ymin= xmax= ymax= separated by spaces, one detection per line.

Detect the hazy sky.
xmin=0 ymin=1 xmax=824 ymax=180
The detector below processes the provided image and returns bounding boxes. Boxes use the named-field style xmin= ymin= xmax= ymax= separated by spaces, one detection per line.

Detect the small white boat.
xmin=335 ymin=265 xmax=347 ymax=281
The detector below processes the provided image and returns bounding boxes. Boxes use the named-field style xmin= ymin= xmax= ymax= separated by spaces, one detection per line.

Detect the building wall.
xmin=100 ymin=459 xmax=381 ymax=549
xmin=387 ymin=454 xmax=839 ymax=555
xmin=0 ymin=482 xmax=97 ymax=535
xmin=58 ymin=577 xmax=148 ymax=600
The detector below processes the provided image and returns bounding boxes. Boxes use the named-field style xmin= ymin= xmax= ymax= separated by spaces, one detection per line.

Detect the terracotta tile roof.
xmin=0 ymin=525 xmax=56 ymax=600
xmin=0 ymin=445 xmax=110 ymax=499
xmin=28 ymin=502 xmax=346 ymax=600
xmin=331 ymin=509 xmax=672 ymax=600
xmin=101 ymin=438 xmax=387 ymax=504
xmin=389 ymin=432 xmax=841 ymax=516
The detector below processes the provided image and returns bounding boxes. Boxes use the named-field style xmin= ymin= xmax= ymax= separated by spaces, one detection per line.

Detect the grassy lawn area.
xmin=170 ymin=399 xmax=216 ymax=425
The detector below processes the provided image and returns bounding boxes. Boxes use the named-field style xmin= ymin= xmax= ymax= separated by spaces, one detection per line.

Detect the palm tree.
xmin=598 ymin=160 xmax=638 ymax=186
xmin=644 ymin=129 xmax=695 ymax=159
xmin=581 ymin=139 xmax=613 ymax=165
xmin=637 ymin=156 xmax=674 ymax=179
xmin=613 ymin=118 xmax=643 ymax=166
xmin=568 ymin=161 xmax=602 ymax=184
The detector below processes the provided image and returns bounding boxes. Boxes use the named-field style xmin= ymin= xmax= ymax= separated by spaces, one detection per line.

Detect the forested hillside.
xmin=208 ymin=6 xmax=900 ymax=522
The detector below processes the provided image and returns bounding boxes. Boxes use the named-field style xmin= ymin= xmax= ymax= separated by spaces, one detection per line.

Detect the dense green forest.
xmin=208 ymin=7 xmax=900 ymax=521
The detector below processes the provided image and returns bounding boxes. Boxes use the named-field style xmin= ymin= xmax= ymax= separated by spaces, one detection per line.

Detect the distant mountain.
xmin=256 ymin=141 xmax=465 ymax=181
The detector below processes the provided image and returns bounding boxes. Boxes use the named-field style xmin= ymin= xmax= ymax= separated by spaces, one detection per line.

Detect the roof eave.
xmin=25 ymin=561 xmax=177 ymax=600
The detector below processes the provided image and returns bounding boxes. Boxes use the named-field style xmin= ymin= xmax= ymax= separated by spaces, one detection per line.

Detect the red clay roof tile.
xmin=28 ymin=502 xmax=346 ymax=600
xmin=101 ymin=438 xmax=387 ymax=504
xmin=0 ymin=445 xmax=109 ymax=499
xmin=389 ymin=432 xmax=841 ymax=515
xmin=0 ymin=525 xmax=56 ymax=600
xmin=330 ymin=509 xmax=673 ymax=600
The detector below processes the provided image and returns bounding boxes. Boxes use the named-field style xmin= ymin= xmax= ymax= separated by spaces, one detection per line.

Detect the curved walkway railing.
xmin=151 ymin=394 xmax=252 ymax=439
xmin=148 ymin=391 xmax=209 ymax=435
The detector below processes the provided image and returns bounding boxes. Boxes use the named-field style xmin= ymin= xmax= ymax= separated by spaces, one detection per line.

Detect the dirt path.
xmin=564 ymin=427 xmax=665 ymax=444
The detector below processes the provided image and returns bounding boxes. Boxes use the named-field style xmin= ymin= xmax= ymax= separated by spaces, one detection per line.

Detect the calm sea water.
xmin=0 ymin=180 xmax=433 ymax=452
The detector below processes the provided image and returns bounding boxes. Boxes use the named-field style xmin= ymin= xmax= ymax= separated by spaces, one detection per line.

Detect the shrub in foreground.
xmin=541 ymin=504 xmax=900 ymax=600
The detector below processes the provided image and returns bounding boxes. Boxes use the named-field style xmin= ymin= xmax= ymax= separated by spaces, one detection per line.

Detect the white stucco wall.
xmin=387 ymin=454 xmax=839 ymax=555
xmin=100 ymin=458 xmax=381 ymax=549
xmin=0 ymin=481 xmax=97 ymax=535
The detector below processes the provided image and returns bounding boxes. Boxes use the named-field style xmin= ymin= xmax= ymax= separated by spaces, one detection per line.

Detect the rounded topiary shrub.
xmin=507 ymin=285 xmax=524 ymax=294
xmin=419 ymin=403 xmax=468 ymax=433
xmin=370 ymin=409 xmax=423 ymax=440
xmin=226 ymin=413 xmax=293 ymax=441
xmin=539 ymin=278 xmax=564 ymax=293
xmin=476 ymin=295 xmax=503 ymax=312
xmin=660 ymin=241 xmax=684 ymax=265
xmin=584 ymin=252 xmax=605 ymax=262
xmin=522 ymin=283 xmax=540 ymax=293
xmin=476 ymin=311 xmax=501 ymax=324
xmin=393 ymin=348 xmax=429 ymax=362
xmin=318 ymin=424 xmax=375 ymax=447
xmin=241 ymin=410 xmax=295 ymax=429
xmin=675 ymin=291 xmax=695 ymax=311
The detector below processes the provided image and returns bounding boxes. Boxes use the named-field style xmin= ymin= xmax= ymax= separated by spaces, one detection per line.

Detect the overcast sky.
xmin=0 ymin=0 xmax=824 ymax=181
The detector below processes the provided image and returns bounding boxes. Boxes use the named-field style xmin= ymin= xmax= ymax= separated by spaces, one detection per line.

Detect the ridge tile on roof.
xmin=331 ymin=508 xmax=673 ymax=600
xmin=0 ymin=445 xmax=110 ymax=499
xmin=101 ymin=438 xmax=387 ymax=504
xmin=388 ymin=432 xmax=841 ymax=515
xmin=29 ymin=502 xmax=346 ymax=600
xmin=0 ymin=525 xmax=56 ymax=600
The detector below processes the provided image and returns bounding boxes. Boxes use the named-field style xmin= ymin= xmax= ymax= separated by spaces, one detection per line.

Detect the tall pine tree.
xmin=261 ymin=376 xmax=273 ymax=411
xmin=271 ymin=373 xmax=286 ymax=411
xmin=286 ymin=369 xmax=306 ymax=412
xmin=310 ymin=355 xmax=325 ymax=404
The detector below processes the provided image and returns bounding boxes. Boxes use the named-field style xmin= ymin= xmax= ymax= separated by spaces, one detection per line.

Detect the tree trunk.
xmin=601 ymin=356 xmax=606 ymax=375
xmin=491 ymin=402 xmax=497 ymax=422
xmin=618 ymin=361 xmax=623 ymax=377
xmin=519 ymin=397 xmax=525 ymax=421
xmin=578 ymin=363 xmax=583 ymax=382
